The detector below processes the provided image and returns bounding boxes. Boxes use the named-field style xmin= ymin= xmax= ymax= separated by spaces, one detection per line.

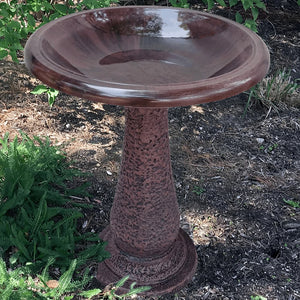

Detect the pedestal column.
xmin=97 ymin=107 xmax=197 ymax=295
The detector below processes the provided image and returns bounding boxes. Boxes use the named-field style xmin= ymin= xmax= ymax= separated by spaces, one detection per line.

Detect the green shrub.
xmin=204 ymin=0 xmax=267 ymax=32
xmin=0 ymin=257 xmax=151 ymax=300
xmin=0 ymin=132 xmax=109 ymax=272
xmin=244 ymin=69 xmax=300 ymax=116
xmin=169 ymin=0 xmax=267 ymax=32
xmin=0 ymin=0 xmax=117 ymax=106
xmin=0 ymin=0 xmax=117 ymax=62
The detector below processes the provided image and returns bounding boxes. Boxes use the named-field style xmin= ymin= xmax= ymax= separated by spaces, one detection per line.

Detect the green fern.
xmin=0 ymin=132 xmax=109 ymax=272
xmin=1 ymin=257 xmax=150 ymax=300
xmin=0 ymin=258 xmax=37 ymax=299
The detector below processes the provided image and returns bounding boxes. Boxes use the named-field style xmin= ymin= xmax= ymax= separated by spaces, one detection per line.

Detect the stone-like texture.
xmin=111 ymin=108 xmax=179 ymax=257
xmin=98 ymin=228 xmax=197 ymax=295
xmin=97 ymin=108 xmax=197 ymax=295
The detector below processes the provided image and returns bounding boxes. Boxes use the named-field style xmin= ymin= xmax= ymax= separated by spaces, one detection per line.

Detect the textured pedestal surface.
xmin=97 ymin=108 xmax=197 ymax=295
xmin=98 ymin=228 xmax=197 ymax=295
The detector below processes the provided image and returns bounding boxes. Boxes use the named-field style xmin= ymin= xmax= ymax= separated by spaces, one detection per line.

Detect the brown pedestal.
xmin=97 ymin=108 xmax=197 ymax=295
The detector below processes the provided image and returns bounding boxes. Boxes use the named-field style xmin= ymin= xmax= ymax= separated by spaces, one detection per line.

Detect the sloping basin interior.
xmin=33 ymin=7 xmax=255 ymax=85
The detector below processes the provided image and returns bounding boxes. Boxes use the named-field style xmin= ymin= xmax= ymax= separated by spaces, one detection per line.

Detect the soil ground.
xmin=0 ymin=2 xmax=299 ymax=299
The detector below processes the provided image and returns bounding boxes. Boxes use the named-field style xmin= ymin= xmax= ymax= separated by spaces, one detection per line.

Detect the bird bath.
xmin=24 ymin=6 xmax=269 ymax=296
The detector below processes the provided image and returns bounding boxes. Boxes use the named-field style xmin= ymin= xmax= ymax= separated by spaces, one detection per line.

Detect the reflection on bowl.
xmin=25 ymin=6 xmax=269 ymax=107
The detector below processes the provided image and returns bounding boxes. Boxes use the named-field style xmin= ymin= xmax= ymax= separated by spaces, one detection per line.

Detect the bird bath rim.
xmin=25 ymin=6 xmax=270 ymax=107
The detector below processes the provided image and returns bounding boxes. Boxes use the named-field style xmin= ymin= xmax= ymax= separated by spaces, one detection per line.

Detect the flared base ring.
xmin=97 ymin=228 xmax=198 ymax=296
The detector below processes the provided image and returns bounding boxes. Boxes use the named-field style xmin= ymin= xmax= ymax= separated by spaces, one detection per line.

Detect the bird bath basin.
xmin=25 ymin=6 xmax=269 ymax=295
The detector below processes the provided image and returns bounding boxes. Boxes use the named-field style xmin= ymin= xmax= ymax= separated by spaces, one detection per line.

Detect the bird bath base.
xmin=98 ymin=228 xmax=197 ymax=295
xmin=97 ymin=108 xmax=197 ymax=295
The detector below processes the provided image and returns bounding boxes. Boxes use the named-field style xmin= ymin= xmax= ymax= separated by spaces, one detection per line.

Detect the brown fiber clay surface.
xmin=25 ymin=6 xmax=269 ymax=107
xmin=97 ymin=108 xmax=197 ymax=295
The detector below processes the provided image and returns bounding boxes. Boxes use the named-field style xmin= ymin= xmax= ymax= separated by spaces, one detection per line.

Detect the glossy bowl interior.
xmin=25 ymin=6 xmax=270 ymax=107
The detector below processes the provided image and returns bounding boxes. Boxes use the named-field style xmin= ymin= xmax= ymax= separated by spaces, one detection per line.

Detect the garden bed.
xmin=0 ymin=1 xmax=299 ymax=299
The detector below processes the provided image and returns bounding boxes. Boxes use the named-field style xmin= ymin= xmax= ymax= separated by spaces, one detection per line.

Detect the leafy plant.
xmin=80 ymin=275 xmax=151 ymax=299
xmin=250 ymin=295 xmax=267 ymax=300
xmin=193 ymin=186 xmax=206 ymax=195
xmin=244 ymin=69 xmax=300 ymax=117
xmin=259 ymin=143 xmax=278 ymax=153
xmin=0 ymin=257 xmax=90 ymax=299
xmin=169 ymin=0 xmax=190 ymax=8
xmin=198 ymin=0 xmax=267 ymax=32
xmin=0 ymin=257 xmax=150 ymax=300
xmin=0 ymin=0 xmax=117 ymax=62
xmin=283 ymin=199 xmax=300 ymax=208
xmin=31 ymin=85 xmax=59 ymax=107
xmin=33 ymin=258 xmax=91 ymax=300
xmin=0 ymin=257 xmax=37 ymax=300
xmin=0 ymin=132 xmax=109 ymax=272
xmin=1 ymin=0 xmax=117 ymax=106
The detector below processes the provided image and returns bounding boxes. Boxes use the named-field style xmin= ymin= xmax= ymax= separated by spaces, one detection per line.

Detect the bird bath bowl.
xmin=25 ymin=6 xmax=269 ymax=296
